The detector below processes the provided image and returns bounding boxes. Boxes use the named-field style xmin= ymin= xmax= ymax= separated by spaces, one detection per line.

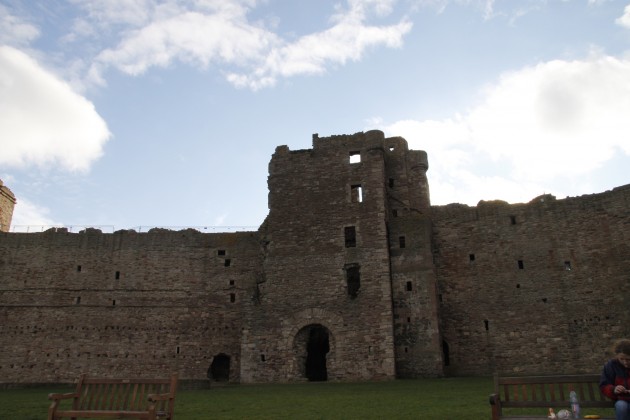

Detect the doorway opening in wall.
xmin=294 ymin=324 xmax=330 ymax=382
xmin=208 ymin=353 xmax=230 ymax=382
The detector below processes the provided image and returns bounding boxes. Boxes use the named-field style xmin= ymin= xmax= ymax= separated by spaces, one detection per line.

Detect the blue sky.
xmin=1 ymin=0 xmax=629 ymax=232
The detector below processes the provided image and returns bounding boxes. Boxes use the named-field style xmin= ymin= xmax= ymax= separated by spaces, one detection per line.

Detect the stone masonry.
xmin=0 ymin=179 xmax=16 ymax=232
xmin=0 ymin=131 xmax=628 ymax=385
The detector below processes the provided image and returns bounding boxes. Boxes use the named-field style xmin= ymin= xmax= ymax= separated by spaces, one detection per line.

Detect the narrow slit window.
xmin=115 ymin=271 xmax=120 ymax=280
xmin=350 ymin=184 xmax=363 ymax=203
xmin=112 ymin=300 xmax=116 ymax=306
xmin=399 ymin=236 xmax=406 ymax=248
xmin=406 ymin=281 xmax=413 ymax=291
xmin=349 ymin=151 xmax=361 ymax=164
xmin=389 ymin=178 xmax=395 ymax=188
xmin=345 ymin=264 xmax=361 ymax=298
xmin=510 ymin=215 xmax=517 ymax=225
xmin=75 ymin=296 xmax=81 ymax=305
xmin=518 ymin=260 xmax=524 ymax=269
xmin=77 ymin=265 xmax=82 ymax=272
xmin=344 ymin=226 xmax=356 ymax=248
xmin=230 ymin=293 xmax=236 ymax=303
xmin=469 ymin=254 xmax=475 ymax=262
xmin=261 ymin=354 xmax=266 ymax=362
xmin=484 ymin=320 xmax=489 ymax=331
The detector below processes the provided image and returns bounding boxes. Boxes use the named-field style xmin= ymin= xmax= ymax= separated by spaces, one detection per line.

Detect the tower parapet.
xmin=0 ymin=179 xmax=17 ymax=232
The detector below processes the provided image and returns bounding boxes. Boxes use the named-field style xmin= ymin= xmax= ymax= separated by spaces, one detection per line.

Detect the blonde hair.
xmin=612 ymin=339 xmax=630 ymax=355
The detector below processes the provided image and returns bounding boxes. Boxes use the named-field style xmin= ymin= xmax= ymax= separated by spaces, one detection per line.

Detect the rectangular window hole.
xmin=510 ymin=215 xmax=517 ymax=225
xmin=350 ymin=184 xmax=363 ymax=203
xmin=517 ymin=260 xmax=524 ymax=269
xmin=230 ymin=293 xmax=236 ymax=303
xmin=564 ymin=261 xmax=572 ymax=270
xmin=77 ymin=265 xmax=82 ymax=272
xmin=75 ymin=296 xmax=81 ymax=305
xmin=218 ymin=249 xmax=226 ymax=256
xmin=229 ymin=280 xmax=235 ymax=286
xmin=224 ymin=259 xmax=231 ymax=267
xmin=469 ymin=254 xmax=475 ymax=262
xmin=392 ymin=209 xmax=398 ymax=217
xmin=389 ymin=178 xmax=395 ymax=188
xmin=261 ymin=354 xmax=266 ymax=362
xmin=345 ymin=264 xmax=361 ymax=298
xmin=349 ymin=151 xmax=361 ymax=164
xmin=484 ymin=320 xmax=489 ymax=331
xmin=344 ymin=226 xmax=356 ymax=248
xmin=115 ymin=271 xmax=120 ymax=280
xmin=406 ymin=281 xmax=412 ymax=291
xmin=399 ymin=236 xmax=406 ymax=248
xmin=407 ymin=317 xmax=411 ymax=323
xmin=176 ymin=346 xmax=180 ymax=354
xmin=112 ymin=300 xmax=116 ymax=306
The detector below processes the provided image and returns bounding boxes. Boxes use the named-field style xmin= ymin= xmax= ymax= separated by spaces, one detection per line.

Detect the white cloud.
xmin=379 ymin=55 xmax=630 ymax=205
xmin=9 ymin=197 xmax=61 ymax=231
xmin=0 ymin=4 xmax=40 ymax=46
xmin=86 ymin=0 xmax=412 ymax=89
xmin=0 ymin=46 xmax=111 ymax=171
xmin=616 ymin=4 xmax=630 ymax=28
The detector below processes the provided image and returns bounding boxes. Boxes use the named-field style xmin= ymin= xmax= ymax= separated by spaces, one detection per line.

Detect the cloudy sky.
xmin=1 ymin=0 xmax=629 ymax=232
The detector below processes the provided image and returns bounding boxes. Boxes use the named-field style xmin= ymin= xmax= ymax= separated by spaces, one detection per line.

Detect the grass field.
xmin=0 ymin=376 xmax=615 ymax=419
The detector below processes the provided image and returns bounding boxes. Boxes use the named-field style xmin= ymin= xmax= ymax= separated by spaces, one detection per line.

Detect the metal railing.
xmin=6 ymin=225 xmax=258 ymax=233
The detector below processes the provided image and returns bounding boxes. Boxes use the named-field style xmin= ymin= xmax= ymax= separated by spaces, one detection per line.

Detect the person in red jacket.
xmin=600 ymin=339 xmax=630 ymax=420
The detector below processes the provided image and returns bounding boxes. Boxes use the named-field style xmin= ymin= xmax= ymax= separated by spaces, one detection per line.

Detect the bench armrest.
xmin=147 ymin=392 xmax=173 ymax=402
xmin=48 ymin=392 xmax=78 ymax=401
xmin=489 ymin=393 xmax=500 ymax=405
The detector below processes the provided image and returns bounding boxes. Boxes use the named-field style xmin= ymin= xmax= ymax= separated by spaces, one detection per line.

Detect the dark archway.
xmin=305 ymin=325 xmax=330 ymax=381
xmin=208 ymin=353 xmax=230 ymax=382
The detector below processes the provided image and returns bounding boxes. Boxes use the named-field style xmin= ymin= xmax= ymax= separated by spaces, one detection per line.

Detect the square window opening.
xmin=349 ymin=151 xmax=361 ymax=164
xmin=218 ymin=249 xmax=226 ymax=256
xmin=224 ymin=259 xmax=231 ymax=267
xmin=469 ymin=254 xmax=475 ymax=262
xmin=564 ymin=261 xmax=572 ymax=270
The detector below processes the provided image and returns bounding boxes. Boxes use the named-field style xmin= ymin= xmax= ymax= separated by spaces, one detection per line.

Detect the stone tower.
xmin=240 ymin=130 xmax=443 ymax=382
xmin=0 ymin=179 xmax=16 ymax=232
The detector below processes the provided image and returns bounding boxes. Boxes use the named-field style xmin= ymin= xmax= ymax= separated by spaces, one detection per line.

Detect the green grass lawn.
xmin=0 ymin=376 xmax=614 ymax=419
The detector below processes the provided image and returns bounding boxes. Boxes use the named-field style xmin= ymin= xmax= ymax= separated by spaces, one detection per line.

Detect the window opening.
xmin=399 ymin=236 xmax=406 ymax=248
xmin=261 ymin=354 xmax=266 ymax=362
xmin=406 ymin=281 xmax=413 ymax=291
xmin=344 ymin=226 xmax=356 ymax=248
xmin=349 ymin=151 xmax=361 ymax=164
xmin=115 ymin=271 xmax=120 ymax=280
xmin=112 ymin=300 xmax=116 ymax=306
xmin=176 ymin=346 xmax=180 ymax=354
xmin=389 ymin=178 xmax=395 ymax=188
xmin=350 ymin=184 xmax=363 ymax=203
xmin=75 ymin=297 xmax=81 ymax=305
xmin=230 ymin=293 xmax=236 ymax=303
xmin=218 ymin=249 xmax=226 ymax=256
xmin=484 ymin=320 xmax=489 ymax=331
xmin=518 ymin=260 xmax=524 ymax=269
xmin=77 ymin=265 xmax=82 ymax=272
xmin=229 ymin=280 xmax=235 ymax=286
xmin=345 ymin=264 xmax=361 ymax=298
xmin=510 ymin=216 xmax=517 ymax=225
xmin=442 ymin=340 xmax=450 ymax=366
xmin=224 ymin=259 xmax=231 ymax=267
xmin=392 ymin=209 xmax=398 ymax=217
xmin=469 ymin=254 xmax=475 ymax=262
xmin=564 ymin=261 xmax=572 ymax=270
xmin=389 ymin=145 xmax=395 ymax=152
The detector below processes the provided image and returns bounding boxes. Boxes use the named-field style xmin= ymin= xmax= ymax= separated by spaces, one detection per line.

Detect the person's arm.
xmin=600 ymin=362 xmax=617 ymax=399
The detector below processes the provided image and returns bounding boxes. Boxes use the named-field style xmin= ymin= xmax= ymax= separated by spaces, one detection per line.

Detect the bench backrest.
xmin=494 ymin=374 xmax=612 ymax=409
xmin=72 ymin=373 xmax=178 ymax=414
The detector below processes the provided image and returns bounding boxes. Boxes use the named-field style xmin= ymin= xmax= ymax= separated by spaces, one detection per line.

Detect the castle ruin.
xmin=1 ymin=130 xmax=629 ymax=385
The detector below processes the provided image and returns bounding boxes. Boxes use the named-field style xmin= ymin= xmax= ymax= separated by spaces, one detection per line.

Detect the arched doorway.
xmin=208 ymin=353 xmax=230 ymax=382
xmin=294 ymin=324 xmax=330 ymax=381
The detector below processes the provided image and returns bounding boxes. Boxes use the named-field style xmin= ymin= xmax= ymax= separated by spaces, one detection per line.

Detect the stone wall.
xmin=433 ymin=186 xmax=630 ymax=375
xmin=0 ymin=179 xmax=16 ymax=232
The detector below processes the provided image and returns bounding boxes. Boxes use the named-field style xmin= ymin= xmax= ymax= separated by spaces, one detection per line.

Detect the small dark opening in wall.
xmin=469 ymin=254 xmax=475 ymax=262
xmin=399 ymin=236 xmax=406 ymax=248
xmin=350 ymin=184 xmax=363 ymax=203
xmin=406 ymin=281 xmax=413 ymax=291
xmin=77 ymin=265 xmax=82 ymax=272
xmin=344 ymin=226 xmax=356 ymax=248
xmin=261 ymin=354 xmax=266 ymax=362
xmin=404 ymin=347 xmax=408 ymax=353
xmin=510 ymin=215 xmax=517 ymax=225
xmin=438 ymin=294 xmax=443 ymax=302
xmin=518 ymin=260 xmax=524 ymax=269
xmin=564 ymin=261 xmax=572 ymax=270
xmin=484 ymin=320 xmax=489 ymax=331
xmin=75 ymin=297 xmax=81 ymax=305
xmin=115 ymin=271 xmax=120 ymax=280
xmin=229 ymin=280 xmax=234 ymax=286
xmin=345 ymin=264 xmax=361 ymax=298
xmin=442 ymin=340 xmax=450 ymax=366
xmin=176 ymin=346 xmax=180 ymax=354
xmin=542 ymin=298 xmax=548 ymax=303
xmin=516 ymin=283 xmax=520 ymax=288
xmin=218 ymin=249 xmax=226 ymax=256
xmin=230 ymin=293 xmax=236 ymax=303
xmin=407 ymin=317 xmax=411 ymax=323
xmin=349 ymin=151 xmax=361 ymax=164
xmin=392 ymin=209 xmax=398 ymax=217
xmin=112 ymin=300 xmax=116 ymax=306
xmin=389 ymin=178 xmax=395 ymax=188
xmin=224 ymin=259 xmax=231 ymax=267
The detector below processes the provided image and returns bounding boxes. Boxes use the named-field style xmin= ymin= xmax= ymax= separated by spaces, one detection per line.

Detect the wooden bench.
xmin=489 ymin=374 xmax=615 ymax=419
xmin=48 ymin=373 xmax=178 ymax=420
